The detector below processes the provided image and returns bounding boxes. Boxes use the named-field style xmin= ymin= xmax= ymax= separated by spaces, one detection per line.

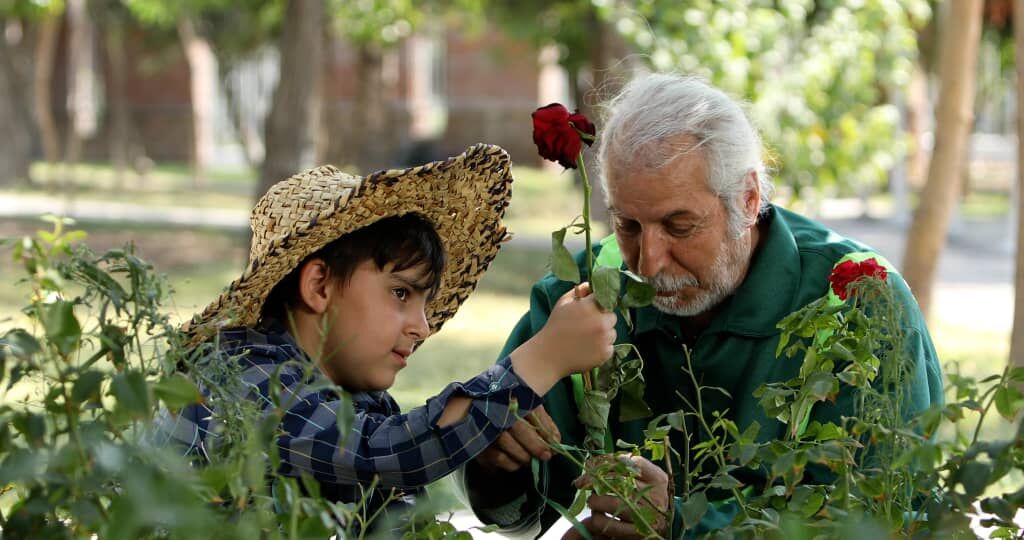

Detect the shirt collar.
xmin=634 ymin=205 xmax=801 ymax=338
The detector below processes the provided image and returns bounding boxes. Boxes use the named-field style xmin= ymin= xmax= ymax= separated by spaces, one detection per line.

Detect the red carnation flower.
xmin=532 ymin=103 xmax=596 ymax=169
xmin=829 ymin=257 xmax=888 ymax=300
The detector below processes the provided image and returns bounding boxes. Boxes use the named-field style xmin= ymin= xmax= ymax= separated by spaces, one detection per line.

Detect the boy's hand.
xmin=475 ymin=406 xmax=561 ymax=472
xmin=509 ymin=282 xmax=617 ymax=396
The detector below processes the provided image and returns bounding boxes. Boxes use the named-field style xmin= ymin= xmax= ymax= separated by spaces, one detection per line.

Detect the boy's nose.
xmin=406 ymin=309 xmax=430 ymax=341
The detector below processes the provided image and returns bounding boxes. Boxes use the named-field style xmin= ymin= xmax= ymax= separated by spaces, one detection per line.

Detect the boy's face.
xmin=318 ymin=259 xmax=432 ymax=392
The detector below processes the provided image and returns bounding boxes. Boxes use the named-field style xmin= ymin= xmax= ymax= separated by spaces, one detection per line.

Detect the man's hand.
xmin=474 ymin=406 xmax=561 ymax=472
xmin=562 ymin=455 xmax=670 ymax=539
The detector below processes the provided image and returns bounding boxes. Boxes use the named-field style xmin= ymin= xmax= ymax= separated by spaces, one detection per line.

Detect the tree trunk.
xmin=1009 ymin=0 xmax=1024 ymax=370
xmin=906 ymin=62 xmax=930 ymax=187
xmin=105 ymin=15 xmax=132 ymax=187
xmin=0 ymin=19 xmax=35 ymax=187
xmin=353 ymin=42 xmax=388 ymax=172
xmin=63 ymin=0 xmax=100 ymax=189
xmin=33 ymin=13 xmax=61 ymax=167
xmin=581 ymin=9 xmax=620 ymax=230
xmin=178 ymin=17 xmax=216 ymax=189
xmin=258 ymin=0 xmax=323 ymax=198
xmin=901 ymin=0 xmax=984 ymax=317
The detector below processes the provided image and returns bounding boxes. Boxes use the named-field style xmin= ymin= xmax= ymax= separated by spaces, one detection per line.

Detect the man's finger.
xmin=560 ymin=517 xmax=612 ymax=540
xmin=563 ymin=515 xmax=632 ymax=540
xmin=588 ymin=494 xmax=637 ymax=521
xmin=585 ymin=512 xmax=641 ymax=539
xmin=630 ymin=454 xmax=670 ymax=485
xmin=573 ymin=473 xmax=593 ymax=490
xmin=588 ymin=494 xmax=668 ymax=536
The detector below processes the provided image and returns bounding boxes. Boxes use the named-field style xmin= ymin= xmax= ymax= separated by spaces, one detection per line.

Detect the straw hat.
xmin=187 ymin=143 xmax=513 ymax=342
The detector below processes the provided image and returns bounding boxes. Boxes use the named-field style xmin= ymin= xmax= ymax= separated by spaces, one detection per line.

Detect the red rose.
xmin=532 ymin=103 xmax=596 ymax=169
xmin=829 ymin=257 xmax=889 ymax=300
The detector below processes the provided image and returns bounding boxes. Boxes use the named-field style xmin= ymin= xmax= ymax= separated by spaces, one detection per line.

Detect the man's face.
xmin=607 ymin=147 xmax=752 ymax=317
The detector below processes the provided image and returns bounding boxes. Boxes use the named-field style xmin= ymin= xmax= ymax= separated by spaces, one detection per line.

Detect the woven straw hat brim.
xmin=187 ymin=143 xmax=513 ymax=342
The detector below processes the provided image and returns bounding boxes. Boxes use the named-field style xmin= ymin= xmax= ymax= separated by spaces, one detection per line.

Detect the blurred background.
xmin=0 ymin=0 xmax=1019 ymax=438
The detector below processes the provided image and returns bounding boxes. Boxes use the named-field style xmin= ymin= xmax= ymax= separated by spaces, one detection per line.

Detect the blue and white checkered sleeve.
xmin=276 ymin=356 xmax=543 ymax=490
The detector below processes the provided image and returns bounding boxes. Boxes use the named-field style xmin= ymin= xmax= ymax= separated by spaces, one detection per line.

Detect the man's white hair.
xmin=597 ymin=73 xmax=774 ymax=237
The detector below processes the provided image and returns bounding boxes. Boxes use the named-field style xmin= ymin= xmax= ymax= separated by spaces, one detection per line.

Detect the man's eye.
xmin=668 ymin=225 xmax=697 ymax=237
xmin=392 ymin=288 xmax=409 ymax=301
xmin=614 ymin=219 xmax=640 ymax=235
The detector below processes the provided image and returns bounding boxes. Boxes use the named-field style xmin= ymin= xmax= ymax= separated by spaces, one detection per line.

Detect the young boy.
xmin=156 ymin=144 xmax=616 ymax=526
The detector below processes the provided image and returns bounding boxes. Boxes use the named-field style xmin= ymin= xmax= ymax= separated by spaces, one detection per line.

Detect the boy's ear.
xmin=297 ymin=258 xmax=335 ymax=315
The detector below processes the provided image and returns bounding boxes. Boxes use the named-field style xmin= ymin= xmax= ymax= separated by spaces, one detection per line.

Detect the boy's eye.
xmin=392 ymin=287 xmax=410 ymax=301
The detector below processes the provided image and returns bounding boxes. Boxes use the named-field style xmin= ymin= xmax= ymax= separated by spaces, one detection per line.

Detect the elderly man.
xmin=459 ymin=73 xmax=943 ymax=538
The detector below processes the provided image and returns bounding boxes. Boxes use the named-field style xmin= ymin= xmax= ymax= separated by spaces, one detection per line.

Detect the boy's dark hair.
xmin=260 ymin=213 xmax=446 ymax=322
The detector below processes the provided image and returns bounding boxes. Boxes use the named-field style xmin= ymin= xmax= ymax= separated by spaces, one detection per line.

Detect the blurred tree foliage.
xmin=611 ymin=0 xmax=931 ymax=197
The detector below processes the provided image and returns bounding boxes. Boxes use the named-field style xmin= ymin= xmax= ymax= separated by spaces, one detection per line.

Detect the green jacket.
xmin=461 ymin=205 xmax=943 ymax=538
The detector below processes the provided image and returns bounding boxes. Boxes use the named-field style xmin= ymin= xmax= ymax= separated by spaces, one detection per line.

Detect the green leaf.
xmin=591 ymin=266 xmax=621 ymax=311
xmin=568 ymin=487 xmax=590 ymax=519
xmin=152 ymin=373 xmax=203 ymax=409
xmin=550 ymin=228 xmax=580 ymax=284
xmin=621 ymin=275 xmax=655 ymax=309
xmin=0 ymin=447 xmax=44 ymax=484
xmin=111 ymin=370 xmax=151 ymax=419
xmin=618 ymin=379 xmax=652 ymax=422
xmin=1008 ymin=367 xmax=1024 ymax=383
xmin=578 ymin=390 xmax=611 ymax=429
xmin=805 ymin=372 xmax=837 ymax=401
xmin=980 ymin=497 xmax=1018 ymax=521
xmin=789 ymin=486 xmax=825 ymax=518
xmin=993 ymin=386 xmax=1023 ymax=422
xmin=2 ymin=328 xmax=42 ymax=361
xmin=731 ymin=443 xmax=758 ymax=466
xmin=12 ymin=412 xmax=46 ymax=446
xmin=72 ymin=370 xmax=105 ymax=404
xmin=41 ymin=300 xmax=82 ymax=355
xmin=335 ymin=389 xmax=355 ymax=440
xmin=959 ymin=461 xmax=992 ymax=498
xmin=547 ymin=498 xmax=593 ymax=540
xmin=709 ymin=473 xmax=742 ymax=490
xmin=680 ymin=492 xmax=708 ymax=530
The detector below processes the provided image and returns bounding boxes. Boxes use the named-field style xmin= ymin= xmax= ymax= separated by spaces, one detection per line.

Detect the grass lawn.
xmin=7 ymin=161 xmax=608 ymax=239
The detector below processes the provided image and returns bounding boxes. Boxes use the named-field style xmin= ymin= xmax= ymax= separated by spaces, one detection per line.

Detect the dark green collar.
xmin=634 ymin=206 xmax=801 ymax=338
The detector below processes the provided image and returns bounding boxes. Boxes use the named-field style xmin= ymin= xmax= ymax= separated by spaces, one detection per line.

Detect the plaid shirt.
xmin=155 ymin=324 xmax=542 ymax=507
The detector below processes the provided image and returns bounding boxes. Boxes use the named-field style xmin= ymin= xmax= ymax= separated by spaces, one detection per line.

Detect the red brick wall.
xmin=442 ymin=29 xmax=541 ymax=165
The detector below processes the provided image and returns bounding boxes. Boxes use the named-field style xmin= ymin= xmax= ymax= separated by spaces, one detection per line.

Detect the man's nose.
xmin=637 ymin=229 xmax=668 ymax=277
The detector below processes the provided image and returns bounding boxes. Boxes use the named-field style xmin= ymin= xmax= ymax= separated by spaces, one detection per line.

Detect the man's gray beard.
xmin=648 ymin=235 xmax=748 ymax=317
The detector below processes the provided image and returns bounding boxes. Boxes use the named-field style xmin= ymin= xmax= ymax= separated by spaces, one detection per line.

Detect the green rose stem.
xmin=575 ymin=140 xmax=596 ymax=392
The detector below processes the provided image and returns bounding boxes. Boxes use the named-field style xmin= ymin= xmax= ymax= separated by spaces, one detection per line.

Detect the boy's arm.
xmin=273 ymin=355 xmax=544 ymax=490
xmin=459 ymin=280 xmax=582 ymax=535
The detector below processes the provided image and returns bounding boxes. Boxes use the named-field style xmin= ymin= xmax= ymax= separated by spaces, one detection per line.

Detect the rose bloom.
xmin=532 ymin=103 xmax=596 ymax=169
xmin=829 ymin=258 xmax=888 ymax=300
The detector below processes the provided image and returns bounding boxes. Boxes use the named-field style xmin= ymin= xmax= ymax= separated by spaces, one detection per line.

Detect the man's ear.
xmin=297 ymin=258 xmax=334 ymax=315
xmin=743 ymin=171 xmax=762 ymax=226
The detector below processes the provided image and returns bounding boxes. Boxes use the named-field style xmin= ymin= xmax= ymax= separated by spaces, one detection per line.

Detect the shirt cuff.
xmin=437 ymin=356 xmax=544 ymax=429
